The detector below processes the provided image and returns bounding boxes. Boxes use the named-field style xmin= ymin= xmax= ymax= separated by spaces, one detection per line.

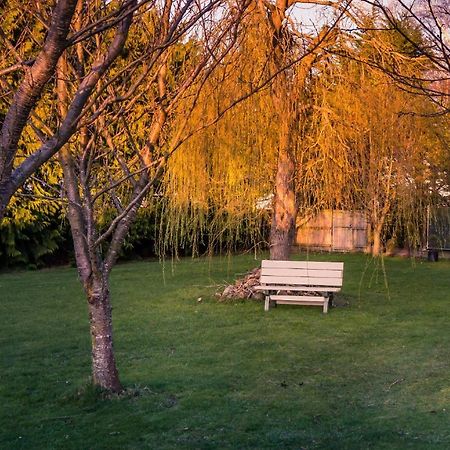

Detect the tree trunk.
xmin=60 ymin=144 xmax=123 ymax=393
xmin=372 ymin=223 xmax=383 ymax=256
xmin=85 ymin=273 xmax=122 ymax=393
xmin=59 ymin=141 xmax=123 ymax=393
xmin=0 ymin=184 xmax=11 ymax=221
xmin=269 ymin=121 xmax=297 ymax=260
xmin=57 ymin=48 xmax=124 ymax=393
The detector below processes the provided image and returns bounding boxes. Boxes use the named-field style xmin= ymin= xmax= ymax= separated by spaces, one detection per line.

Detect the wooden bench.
xmin=255 ymin=260 xmax=344 ymax=313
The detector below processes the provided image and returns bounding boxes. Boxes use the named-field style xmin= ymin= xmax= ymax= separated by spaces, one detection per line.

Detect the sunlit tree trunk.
xmin=372 ymin=223 xmax=383 ymax=256
xmin=270 ymin=119 xmax=297 ymax=260
xmin=371 ymin=204 xmax=388 ymax=256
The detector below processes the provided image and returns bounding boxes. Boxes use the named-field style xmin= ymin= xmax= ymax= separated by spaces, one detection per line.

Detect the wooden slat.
xmin=274 ymin=301 xmax=325 ymax=307
xmin=270 ymin=295 xmax=325 ymax=303
xmin=255 ymin=285 xmax=341 ymax=292
xmin=262 ymin=268 xmax=342 ymax=278
xmin=260 ymin=275 xmax=343 ymax=287
xmin=262 ymin=260 xmax=343 ymax=270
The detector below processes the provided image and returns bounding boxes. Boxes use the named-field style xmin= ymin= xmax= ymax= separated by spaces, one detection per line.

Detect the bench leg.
xmin=264 ymin=295 xmax=270 ymax=311
xmin=323 ymin=298 xmax=329 ymax=314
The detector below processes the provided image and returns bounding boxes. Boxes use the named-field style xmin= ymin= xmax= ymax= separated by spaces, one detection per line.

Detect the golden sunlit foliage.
xmin=158 ymin=11 xmax=449 ymax=256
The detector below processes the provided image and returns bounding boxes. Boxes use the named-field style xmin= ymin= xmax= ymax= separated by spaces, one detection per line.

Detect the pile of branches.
xmin=216 ymin=268 xmax=264 ymax=301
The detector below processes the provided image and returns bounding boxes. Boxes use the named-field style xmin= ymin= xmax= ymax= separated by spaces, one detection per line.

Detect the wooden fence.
xmin=296 ymin=210 xmax=368 ymax=252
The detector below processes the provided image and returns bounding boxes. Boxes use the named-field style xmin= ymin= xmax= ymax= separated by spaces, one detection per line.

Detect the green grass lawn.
xmin=1 ymin=252 xmax=449 ymax=449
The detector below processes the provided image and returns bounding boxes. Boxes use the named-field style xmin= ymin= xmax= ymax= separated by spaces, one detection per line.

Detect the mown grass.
xmin=0 ymin=252 xmax=449 ymax=449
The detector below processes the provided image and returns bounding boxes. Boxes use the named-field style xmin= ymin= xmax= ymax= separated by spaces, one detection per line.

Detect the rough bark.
xmin=86 ymin=274 xmax=122 ymax=392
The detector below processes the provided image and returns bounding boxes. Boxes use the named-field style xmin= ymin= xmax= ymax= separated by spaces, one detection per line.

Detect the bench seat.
xmin=254 ymin=285 xmax=341 ymax=293
xmin=258 ymin=260 xmax=344 ymax=313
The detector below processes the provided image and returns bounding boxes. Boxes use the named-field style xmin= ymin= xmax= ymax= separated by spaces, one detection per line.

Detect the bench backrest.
xmin=260 ymin=260 xmax=344 ymax=288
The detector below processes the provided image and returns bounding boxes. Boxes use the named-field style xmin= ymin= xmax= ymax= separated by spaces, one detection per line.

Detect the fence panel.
xmin=297 ymin=210 xmax=367 ymax=251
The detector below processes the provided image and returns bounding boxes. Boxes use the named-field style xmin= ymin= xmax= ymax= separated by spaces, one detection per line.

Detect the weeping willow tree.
xmin=158 ymin=0 xmax=348 ymax=258
xmin=305 ymin=20 xmax=448 ymax=255
xmin=158 ymin=5 xmax=449 ymax=260
xmin=254 ymin=0 xmax=349 ymax=260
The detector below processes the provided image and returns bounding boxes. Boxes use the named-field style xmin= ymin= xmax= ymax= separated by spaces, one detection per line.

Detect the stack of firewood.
xmin=217 ymin=268 xmax=264 ymax=301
